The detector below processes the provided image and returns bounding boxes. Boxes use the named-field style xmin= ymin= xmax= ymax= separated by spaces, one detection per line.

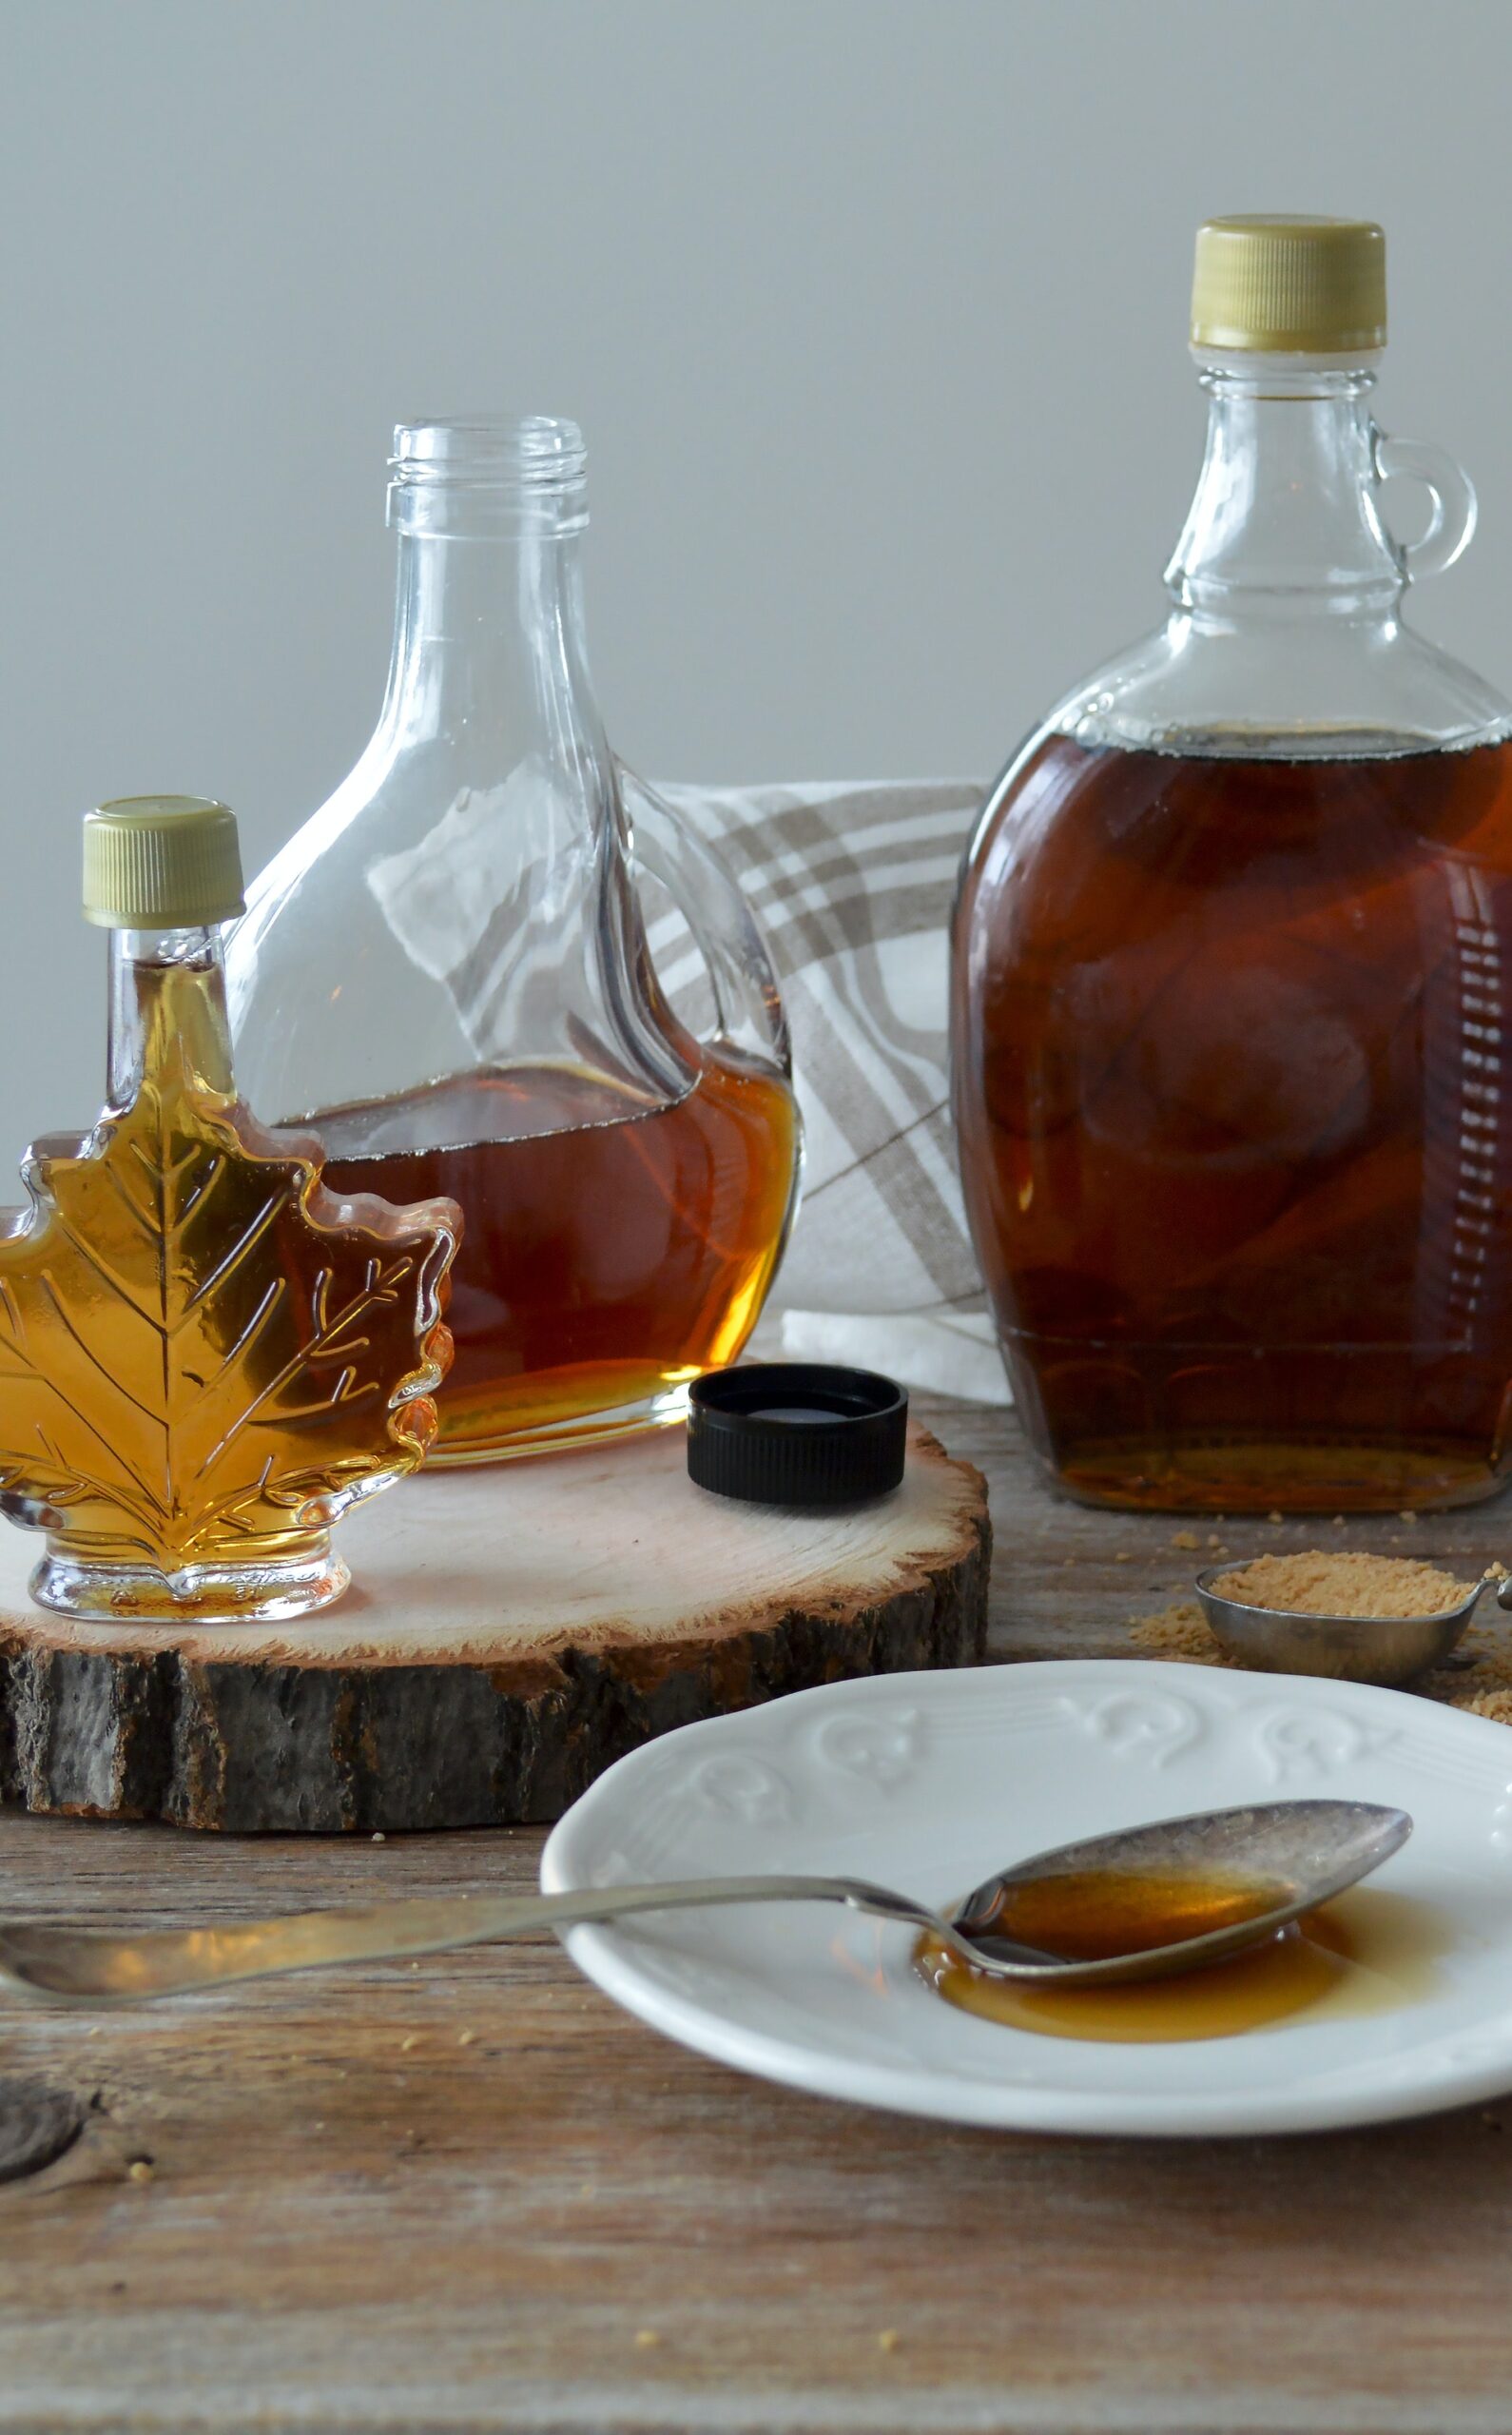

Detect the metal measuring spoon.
xmin=1197 ymin=1565 xmax=1488 ymax=1685
xmin=0 ymin=1800 xmax=1409 ymax=2005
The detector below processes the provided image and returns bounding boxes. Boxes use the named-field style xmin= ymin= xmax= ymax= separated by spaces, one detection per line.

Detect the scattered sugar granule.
xmin=879 ymin=2329 xmax=901 ymax=2354
xmin=1126 ymin=1601 xmax=1231 ymax=1666
xmin=1210 ymin=1550 xmax=1474 ymax=1620
xmin=126 ymin=2158 xmax=155 ymax=2185
xmin=633 ymin=2329 xmax=662 ymax=2350
xmin=1113 ymin=1550 xmax=1133 ymax=1564
xmin=1455 ymin=1688 xmax=1512 ymax=1726
xmin=457 ymin=2031 xmax=476 ymax=2048
xmin=372 ymin=1832 xmax=386 ymax=1844
xmin=400 ymin=2035 xmax=420 ymax=2054
xmin=1268 ymin=1510 xmax=1285 ymax=1525
xmin=1170 ymin=1530 xmax=1200 ymax=1551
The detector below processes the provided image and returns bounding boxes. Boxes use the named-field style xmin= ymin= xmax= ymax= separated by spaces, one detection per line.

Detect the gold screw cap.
xmin=83 ymin=797 xmax=246 ymax=929
xmin=1191 ymin=216 xmax=1386 ymax=355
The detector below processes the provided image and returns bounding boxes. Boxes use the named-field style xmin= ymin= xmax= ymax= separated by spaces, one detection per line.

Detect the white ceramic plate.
xmin=540 ymin=1659 xmax=1512 ymax=2137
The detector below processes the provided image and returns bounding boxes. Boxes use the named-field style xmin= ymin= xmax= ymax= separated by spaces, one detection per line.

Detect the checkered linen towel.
xmin=648 ymin=780 xmax=1010 ymax=1405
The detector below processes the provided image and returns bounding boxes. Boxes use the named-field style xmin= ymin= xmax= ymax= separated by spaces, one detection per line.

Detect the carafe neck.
xmin=1166 ymin=360 xmax=1401 ymax=622
xmin=378 ymin=419 xmax=604 ymax=765
xmin=381 ymin=528 xmax=601 ymax=753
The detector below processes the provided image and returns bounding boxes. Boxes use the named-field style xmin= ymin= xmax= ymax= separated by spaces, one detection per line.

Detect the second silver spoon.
xmin=0 ymin=1798 xmax=1410 ymax=2005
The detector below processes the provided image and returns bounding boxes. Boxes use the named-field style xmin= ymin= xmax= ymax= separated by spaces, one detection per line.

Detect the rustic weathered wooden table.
xmin=4 ymin=1394 xmax=1512 ymax=2435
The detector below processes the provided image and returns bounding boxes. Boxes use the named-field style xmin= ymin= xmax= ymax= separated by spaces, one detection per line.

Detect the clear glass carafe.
xmin=953 ymin=218 xmax=1512 ymax=1512
xmin=226 ymin=418 xmax=800 ymax=1462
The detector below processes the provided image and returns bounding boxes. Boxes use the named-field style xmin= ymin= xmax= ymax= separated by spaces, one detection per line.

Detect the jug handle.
xmin=1372 ymin=431 xmax=1477 ymax=583
xmin=618 ymin=766 xmax=794 ymax=1080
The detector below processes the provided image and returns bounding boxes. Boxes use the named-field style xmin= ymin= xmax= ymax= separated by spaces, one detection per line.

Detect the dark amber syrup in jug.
xmin=953 ymin=217 xmax=1512 ymax=1511
xmin=952 ymin=730 xmax=1512 ymax=1512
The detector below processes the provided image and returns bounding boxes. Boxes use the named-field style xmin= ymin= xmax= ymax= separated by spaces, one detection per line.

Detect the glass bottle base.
xmin=1020 ymin=1433 xmax=1506 ymax=1516
xmin=29 ymin=1538 xmax=352 ymax=1624
xmin=427 ymin=1374 xmax=696 ymax=1466
xmin=998 ymin=1326 xmax=1512 ymax=1513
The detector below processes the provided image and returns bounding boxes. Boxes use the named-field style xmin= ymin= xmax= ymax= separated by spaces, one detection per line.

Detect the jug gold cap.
xmin=1191 ymin=217 xmax=1386 ymax=355
xmin=83 ymin=797 xmax=246 ymax=929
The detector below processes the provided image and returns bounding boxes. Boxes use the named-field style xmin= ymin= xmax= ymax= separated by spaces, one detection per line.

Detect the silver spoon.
xmin=0 ymin=1799 xmax=1410 ymax=2006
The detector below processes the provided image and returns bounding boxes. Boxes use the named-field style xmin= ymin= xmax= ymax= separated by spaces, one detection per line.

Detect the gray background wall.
xmin=1 ymin=0 xmax=1508 ymax=1157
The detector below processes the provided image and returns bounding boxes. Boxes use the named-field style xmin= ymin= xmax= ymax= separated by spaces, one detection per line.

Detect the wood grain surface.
xmin=3 ymin=1395 xmax=1512 ymax=2435
xmin=0 ymin=1424 xmax=988 ymax=1832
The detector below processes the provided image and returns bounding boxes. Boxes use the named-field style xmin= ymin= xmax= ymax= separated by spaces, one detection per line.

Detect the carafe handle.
xmin=1372 ymin=431 xmax=1477 ymax=583
xmin=618 ymin=765 xmax=793 ymax=1080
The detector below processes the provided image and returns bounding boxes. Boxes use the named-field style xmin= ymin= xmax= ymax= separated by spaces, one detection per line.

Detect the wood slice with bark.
xmin=0 ymin=1421 xmax=989 ymax=1832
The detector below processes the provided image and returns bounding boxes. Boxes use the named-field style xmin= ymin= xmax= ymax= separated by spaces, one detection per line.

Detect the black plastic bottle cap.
xmin=688 ymin=1363 xmax=908 ymax=1506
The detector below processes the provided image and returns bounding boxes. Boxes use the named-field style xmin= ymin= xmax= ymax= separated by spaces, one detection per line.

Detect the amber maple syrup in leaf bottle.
xmin=0 ymin=798 xmax=458 ymax=1622
xmin=224 ymin=419 xmax=799 ymax=1463
xmin=953 ymin=218 xmax=1512 ymax=1511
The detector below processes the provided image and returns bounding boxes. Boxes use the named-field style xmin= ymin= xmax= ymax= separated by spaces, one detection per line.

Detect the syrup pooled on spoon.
xmin=919 ymin=1864 xmax=1444 ymax=2043
xmin=968 ymin=1863 xmax=1292 ymax=1959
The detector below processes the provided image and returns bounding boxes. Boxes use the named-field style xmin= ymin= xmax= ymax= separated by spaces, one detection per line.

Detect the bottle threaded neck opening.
xmin=388 ymin=416 xmax=588 ymax=536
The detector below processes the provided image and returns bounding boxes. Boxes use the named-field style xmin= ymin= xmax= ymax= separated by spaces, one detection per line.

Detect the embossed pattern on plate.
xmin=542 ymin=1660 xmax=1512 ymax=2137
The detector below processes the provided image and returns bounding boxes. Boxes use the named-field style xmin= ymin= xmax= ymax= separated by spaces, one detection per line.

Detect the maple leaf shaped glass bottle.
xmin=954 ymin=217 xmax=1512 ymax=1513
xmin=223 ymin=417 xmax=800 ymax=1463
xmin=0 ymin=798 xmax=460 ymax=1621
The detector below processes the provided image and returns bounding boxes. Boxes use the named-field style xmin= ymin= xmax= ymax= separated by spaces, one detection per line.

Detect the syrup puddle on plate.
xmin=917 ymin=1866 xmax=1448 ymax=2044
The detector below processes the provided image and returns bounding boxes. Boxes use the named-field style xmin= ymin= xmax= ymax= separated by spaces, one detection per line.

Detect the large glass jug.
xmin=953 ymin=218 xmax=1512 ymax=1513
xmin=226 ymin=418 xmax=800 ymax=1461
